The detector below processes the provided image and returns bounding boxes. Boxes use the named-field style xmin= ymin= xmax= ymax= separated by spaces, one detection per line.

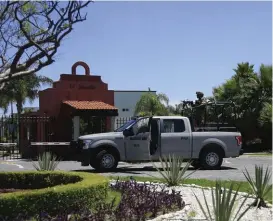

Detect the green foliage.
xmin=258 ymin=102 xmax=272 ymax=127
xmin=213 ymin=62 xmax=272 ymax=147
xmin=0 ymin=74 xmax=53 ymax=114
xmin=152 ymin=154 xmax=195 ymax=186
xmin=0 ymin=171 xmax=109 ymax=219
xmin=134 ymin=92 xmax=169 ymax=116
xmin=0 ymin=171 xmax=81 ymax=189
xmin=243 ymin=165 xmax=272 ymax=208
xmin=32 ymin=151 xmax=60 ymax=171
xmin=194 ymin=181 xmax=251 ymax=221
xmin=21 ymin=2 xmax=37 ymax=13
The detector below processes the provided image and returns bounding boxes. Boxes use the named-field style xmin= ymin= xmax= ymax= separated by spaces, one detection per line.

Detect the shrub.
xmin=32 ymin=151 xmax=60 ymax=171
xmin=243 ymin=165 xmax=272 ymax=208
xmin=194 ymin=180 xmax=251 ymax=221
xmin=152 ymin=154 xmax=195 ymax=186
xmin=30 ymin=179 xmax=184 ymax=221
xmin=0 ymin=171 xmax=109 ymax=220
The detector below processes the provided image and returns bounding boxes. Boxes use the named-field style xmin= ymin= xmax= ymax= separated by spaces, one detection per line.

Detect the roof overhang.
xmin=62 ymin=101 xmax=118 ymax=117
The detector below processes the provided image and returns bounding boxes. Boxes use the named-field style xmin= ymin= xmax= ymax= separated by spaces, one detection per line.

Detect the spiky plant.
xmin=194 ymin=181 xmax=251 ymax=221
xmin=152 ymin=154 xmax=195 ymax=186
xmin=243 ymin=165 xmax=272 ymax=208
xmin=32 ymin=151 xmax=60 ymax=171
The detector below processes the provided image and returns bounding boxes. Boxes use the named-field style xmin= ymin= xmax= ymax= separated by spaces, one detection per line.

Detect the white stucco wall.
xmin=114 ymin=90 xmax=157 ymax=118
xmin=113 ymin=90 xmax=156 ymax=130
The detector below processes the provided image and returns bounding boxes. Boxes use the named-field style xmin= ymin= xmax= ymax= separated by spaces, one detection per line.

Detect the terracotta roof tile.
xmin=63 ymin=101 xmax=117 ymax=110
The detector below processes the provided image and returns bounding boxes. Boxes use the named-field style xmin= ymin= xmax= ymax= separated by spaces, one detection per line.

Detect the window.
xmin=132 ymin=117 xmax=149 ymax=135
xmin=162 ymin=119 xmax=185 ymax=133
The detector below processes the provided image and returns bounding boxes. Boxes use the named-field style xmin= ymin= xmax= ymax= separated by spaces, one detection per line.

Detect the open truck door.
xmin=149 ymin=117 xmax=161 ymax=156
xmin=123 ymin=117 xmax=151 ymax=161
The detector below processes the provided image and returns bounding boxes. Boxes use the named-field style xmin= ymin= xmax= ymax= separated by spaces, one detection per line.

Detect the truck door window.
xmin=132 ymin=118 xmax=149 ymax=135
xmin=162 ymin=119 xmax=185 ymax=133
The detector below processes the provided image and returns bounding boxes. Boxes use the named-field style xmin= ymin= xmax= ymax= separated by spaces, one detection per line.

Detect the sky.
xmin=2 ymin=1 xmax=272 ymax=114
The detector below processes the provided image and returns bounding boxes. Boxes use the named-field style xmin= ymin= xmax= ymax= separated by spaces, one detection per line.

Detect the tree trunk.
xmin=16 ymin=101 xmax=23 ymax=116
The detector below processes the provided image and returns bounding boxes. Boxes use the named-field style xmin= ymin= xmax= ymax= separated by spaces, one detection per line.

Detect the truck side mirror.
xmin=123 ymin=128 xmax=133 ymax=137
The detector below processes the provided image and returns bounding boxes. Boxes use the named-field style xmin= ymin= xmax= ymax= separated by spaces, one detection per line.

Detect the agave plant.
xmin=152 ymin=154 xmax=195 ymax=186
xmin=32 ymin=151 xmax=60 ymax=171
xmin=194 ymin=181 xmax=251 ymax=221
xmin=243 ymin=165 xmax=272 ymax=208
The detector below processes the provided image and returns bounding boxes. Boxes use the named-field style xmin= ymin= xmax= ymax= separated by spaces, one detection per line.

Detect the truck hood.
xmin=78 ymin=132 xmax=123 ymax=140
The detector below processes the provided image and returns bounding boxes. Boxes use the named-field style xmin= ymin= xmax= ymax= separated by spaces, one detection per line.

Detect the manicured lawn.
xmin=110 ymin=176 xmax=272 ymax=204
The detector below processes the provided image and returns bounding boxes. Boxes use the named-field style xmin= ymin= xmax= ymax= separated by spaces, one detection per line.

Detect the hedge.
xmin=0 ymin=171 xmax=109 ymax=220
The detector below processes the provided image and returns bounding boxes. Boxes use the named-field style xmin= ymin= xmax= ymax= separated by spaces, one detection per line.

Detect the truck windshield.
xmin=115 ymin=120 xmax=136 ymax=132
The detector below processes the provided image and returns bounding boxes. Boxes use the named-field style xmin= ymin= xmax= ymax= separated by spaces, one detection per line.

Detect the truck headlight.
xmin=82 ymin=140 xmax=93 ymax=149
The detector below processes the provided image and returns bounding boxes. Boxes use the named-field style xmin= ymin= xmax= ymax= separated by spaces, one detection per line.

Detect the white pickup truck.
xmin=76 ymin=116 xmax=243 ymax=171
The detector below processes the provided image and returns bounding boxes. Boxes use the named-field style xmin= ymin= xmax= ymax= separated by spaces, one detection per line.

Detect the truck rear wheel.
xmin=92 ymin=149 xmax=118 ymax=172
xmin=200 ymin=148 xmax=223 ymax=170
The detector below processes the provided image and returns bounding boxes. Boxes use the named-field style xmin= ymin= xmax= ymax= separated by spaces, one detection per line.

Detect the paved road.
xmin=0 ymin=155 xmax=271 ymax=181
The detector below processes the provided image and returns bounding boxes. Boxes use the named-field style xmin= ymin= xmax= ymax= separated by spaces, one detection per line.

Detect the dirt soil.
xmin=0 ymin=189 xmax=26 ymax=194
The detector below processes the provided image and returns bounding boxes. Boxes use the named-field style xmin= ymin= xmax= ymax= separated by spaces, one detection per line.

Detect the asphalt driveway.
xmin=0 ymin=155 xmax=271 ymax=181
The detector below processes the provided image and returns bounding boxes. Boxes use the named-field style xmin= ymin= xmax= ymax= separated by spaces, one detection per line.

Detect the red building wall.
xmin=20 ymin=62 xmax=115 ymax=157
xmin=39 ymin=62 xmax=114 ymax=117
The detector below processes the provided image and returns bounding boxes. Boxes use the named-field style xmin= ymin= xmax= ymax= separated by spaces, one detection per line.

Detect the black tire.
xmin=90 ymin=161 xmax=97 ymax=169
xmin=191 ymin=160 xmax=201 ymax=169
xmin=200 ymin=148 xmax=223 ymax=170
xmin=92 ymin=149 xmax=118 ymax=172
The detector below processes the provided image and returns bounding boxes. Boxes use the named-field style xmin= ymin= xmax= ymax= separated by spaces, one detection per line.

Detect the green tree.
xmin=0 ymin=93 xmax=9 ymax=114
xmin=0 ymin=74 xmax=53 ymax=115
xmin=134 ymin=92 xmax=169 ymax=116
xmin=167 ymin=103 xmax=184 ymax=116
xmin=0 ymin=1 xmax=90 ymax=86
xmin=213 ymin=62 xmax=272 ymax=149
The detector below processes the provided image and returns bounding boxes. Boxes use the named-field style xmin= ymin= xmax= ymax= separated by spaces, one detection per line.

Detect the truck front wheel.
xmin=200 ymin=148 xmax=223 ymax=170
xmin=92 ymin=149 xmax=118 ymax=172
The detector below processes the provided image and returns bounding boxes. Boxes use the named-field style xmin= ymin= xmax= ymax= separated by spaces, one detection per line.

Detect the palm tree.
xmin=0 ymin=93 xmax=9 ymax=114
xmin=134 ymin=91 xmax=169 ymax=116
xmin=212 ymin=62 xmax=272 ymax=149
xmin=0 ymin=74 xmax=53 ymax=115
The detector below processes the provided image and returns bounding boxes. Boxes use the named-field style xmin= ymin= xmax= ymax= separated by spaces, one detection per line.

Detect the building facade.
xmin=113 ymin=90 xmax=156 ymax=129
xmin=19 ymin=61 xmax=156 ymax=157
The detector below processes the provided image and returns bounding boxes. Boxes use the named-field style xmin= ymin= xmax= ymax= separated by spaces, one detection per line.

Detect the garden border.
xmin=0 ymin=171 xmax=109 ymax=219
xmin=110 ymin=179 xmax=272 ymax=221
xmin=110 ymin=180 xmax=272 ymax=207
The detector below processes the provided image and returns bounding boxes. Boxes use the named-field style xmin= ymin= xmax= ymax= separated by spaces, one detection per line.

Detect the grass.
xmin=188 ymin=210 xmax=197 ymax=218
xmin=106 ymin=190 xmax=121 ymax=207
xmin=109 ymin=176 xmax=272 ymax=204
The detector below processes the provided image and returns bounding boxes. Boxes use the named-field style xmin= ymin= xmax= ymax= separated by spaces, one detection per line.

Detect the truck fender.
xmin=89 ymin=140 xmax=121 ymax=160
xmin=200 ymin=138 xmax=227 ymax=157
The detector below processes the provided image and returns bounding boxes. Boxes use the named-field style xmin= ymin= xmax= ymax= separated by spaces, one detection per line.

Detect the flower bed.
xmin=0 ymin=171 xmax=109 ymax=220
xmin=16 ymin=179 xmax=184 ymax=221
